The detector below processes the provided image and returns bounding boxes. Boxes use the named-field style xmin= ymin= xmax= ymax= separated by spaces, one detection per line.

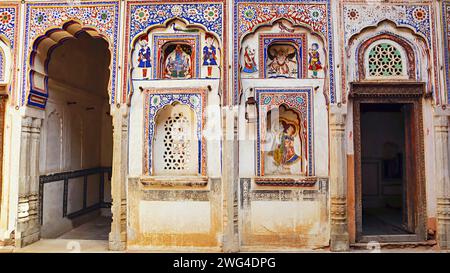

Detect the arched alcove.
xmin=263 ymin=104 xmax=306 ymax=175
xmin=130 ymin=18 xmax=221 ymax=81
xmin=153 ymin=102 xmax=198 ymax=176
xmin=239 ymin=19 xmax=326 ymax=80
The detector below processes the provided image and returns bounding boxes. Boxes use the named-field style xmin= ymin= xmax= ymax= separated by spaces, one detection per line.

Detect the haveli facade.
xmin=0 ymin=0 xmax=449 ymax=252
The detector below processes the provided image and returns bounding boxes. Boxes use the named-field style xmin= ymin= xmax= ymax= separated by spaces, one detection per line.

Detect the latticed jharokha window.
xmin=367 ymin=43 xmax=403 ymax=77
xmin=163 ymin=112 xmax=191 ymax=171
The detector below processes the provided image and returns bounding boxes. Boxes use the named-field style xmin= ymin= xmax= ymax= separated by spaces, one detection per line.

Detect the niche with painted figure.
xmin=239 ymin=19 xmax=325 ymax=79
xmin=263 ymin=104 xmax=307 ymax=176
xmin=266 ymin=41 xmax=299 ymax=78
xmin=161 ymin=42 xmax=194 ymax=79
xmin=153 ymin=103 xmax=198 ymax=176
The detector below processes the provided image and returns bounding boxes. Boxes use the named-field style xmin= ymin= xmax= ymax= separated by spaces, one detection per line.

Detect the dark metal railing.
xmin=39 ymin=167 xmax=112 ymax=224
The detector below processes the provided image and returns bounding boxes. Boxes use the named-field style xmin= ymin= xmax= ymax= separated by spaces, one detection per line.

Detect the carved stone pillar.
xmin=434 ymin=112 xmax=450 ymax=249
xmin=222 ymin=106 xmax=239 ymax=252
xmin=329 ymin=105 xmax=349 ymax=251
xmin=16 ymin=116 xmax=42 ymax=247
xmin=109 ymin=105 xmax=128 ymax=251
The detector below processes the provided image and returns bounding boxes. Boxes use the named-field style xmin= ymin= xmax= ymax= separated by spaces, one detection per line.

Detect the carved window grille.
xmin=367 ymin=43 xmax=403 ymax=77
xmin=163 ymin=112 xmax=191 ymax=171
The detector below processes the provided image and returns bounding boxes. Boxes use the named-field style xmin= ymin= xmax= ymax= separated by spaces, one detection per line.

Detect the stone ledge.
xmin=253 ymin=176 xmax=320 ymax=187
xmin=139 ymin=176 xmax=209 ymax=188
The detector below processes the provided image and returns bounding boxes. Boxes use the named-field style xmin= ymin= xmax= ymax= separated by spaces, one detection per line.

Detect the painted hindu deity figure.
xmin=203 ymin=34 xmax=218 ymax=78
xmin=137 ymin=35 xmax=151 ymax=79
xmin=308 ymin=43 xmax=322 ymax=78
xmin=242 ymin=46 xmax=257 ymax=73
xmin=164 ymin=44 xmax=192 ymax=79
xmin=266 ymin=45 xmax=297 ymax=78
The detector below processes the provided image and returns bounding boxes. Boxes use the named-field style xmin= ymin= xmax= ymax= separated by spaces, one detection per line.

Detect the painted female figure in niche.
xmin=265 ymin=106 xmax=303 ymax=175
xmin=271 ymin=120 xmax=300 ymax=168
xmin=203 ymin=34 xmax=217 ymax=78
xmin=266 ymin=44 xmax=298 ymax=78
xmin=164 ymin=44 xmax=192 ymax=79
xmin=137 ymin=35 xmax=151 ymax=79
xmin=308 ymin=43 xmax=322 ymax=78
xmin=243 ymin=46 xmax=257 ymax=73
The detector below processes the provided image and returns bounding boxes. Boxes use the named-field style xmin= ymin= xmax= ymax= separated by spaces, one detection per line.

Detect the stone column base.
xmin=331 ymin=232 xmax=350 ymax=252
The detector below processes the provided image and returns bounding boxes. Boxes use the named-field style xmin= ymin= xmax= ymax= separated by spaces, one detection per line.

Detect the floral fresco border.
xmin=124 ymin=0 xmax=227 ymax=105
xmin=234 ymin=0 xmax=334 ymax=105
xmin=0 ymin=2 xmax=19 ymax=101
xmin=443 ymin=1 xmax=450 ymax=103
xmin=255 ymin=88 xmax=314 ymax=176
xmin=143 ymin=88 xmax=208 ymax=176
xmin=341 ymin=1 xmax=439 ymax=103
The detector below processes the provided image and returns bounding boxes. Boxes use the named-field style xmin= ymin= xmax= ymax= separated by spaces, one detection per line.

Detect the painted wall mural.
xmin=242 ymin=45 xmax=258 ymax=73
xmin=153 ymin=34 xmax=200 ymax=80
xmin=234 ymin=0 xmax=334 ymax=104
xmin=341 ymin=1 xmax=439 ymax=102
xmin=125 ymin=0 xmax=226 ymax=103
xmin=259 ymin=33 xmax=307 ymax=79
xmin=22 ymin=1 xmax=120 ymax=108
xmin=0 ymin=5 xmax=17 ymax=48
xmin=444 ymin=1 xmax=450 ymax=103
xmin=137 ymin=35 xmax=152 ymax=79
xmin=143 ymin=88 xmax=207 ymax=176
xmin=256 ymin=88 xmax=314 ymax=176
xmin=0 ymin=3 xmax=19 ymax=98
xmin=203 ymin=34 xmax=218 ymax=78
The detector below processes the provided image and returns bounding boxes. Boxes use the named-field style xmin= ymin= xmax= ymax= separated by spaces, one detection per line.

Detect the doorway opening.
xmin=360 ymin=103 xmax=412 ymax=236
xmin=33 ymin=28 xmax=113 ymax=242
xmin=352 ymin=82 xmax=426 ymax=243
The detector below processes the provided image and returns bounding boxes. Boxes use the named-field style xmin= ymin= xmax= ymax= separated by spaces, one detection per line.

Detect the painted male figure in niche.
xmin=164 ymin=44 xmax=192 ymax=79
xmin=203 ymin=34 xmax=217 ymax=78
xmin=242 ymin=46 xmax=257 ymax=73
xmin=266 ymin=44 xmax=297 ymax=78
xmin=138 ymin=35 xmax=151 ymax=79
xmin=308 ymin=43 xmax=322 ymax=78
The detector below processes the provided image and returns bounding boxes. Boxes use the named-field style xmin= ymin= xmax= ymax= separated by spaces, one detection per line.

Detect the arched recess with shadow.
xmin=28 ymin=21 xmax=113 ymax=242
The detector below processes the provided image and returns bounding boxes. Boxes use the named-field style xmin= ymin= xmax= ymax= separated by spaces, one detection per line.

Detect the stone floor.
xmin=58 ymin=216 xmax=111 ymax=241
xmin=0 ymin=214 xmax=445 ymax=253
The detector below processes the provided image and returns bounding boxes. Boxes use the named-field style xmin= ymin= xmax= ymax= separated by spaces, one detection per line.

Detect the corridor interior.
xmin=37 ymin=30 xmax=113 ymax=242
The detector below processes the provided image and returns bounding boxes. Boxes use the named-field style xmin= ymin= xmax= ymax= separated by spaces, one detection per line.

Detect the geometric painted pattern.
xmin=22 ymin=1 xmax=120 ymax=108
xmin=255 ymin=88 xmax=314 ymax=176
xmin=367 ymin=43 xmax=403 ymax=77
xmin=234 ymin=0 xmax=334 ymax=104
xmin=444 ymin=1 xmax=450 ymax=103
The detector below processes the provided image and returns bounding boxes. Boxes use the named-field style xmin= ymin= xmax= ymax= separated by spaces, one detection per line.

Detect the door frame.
xmin=350 ymin=82 xmax=427 ymax=243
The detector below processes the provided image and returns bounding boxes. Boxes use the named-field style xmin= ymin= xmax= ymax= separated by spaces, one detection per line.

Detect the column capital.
xmin=329 ymin=104 xmax=347 ymax=126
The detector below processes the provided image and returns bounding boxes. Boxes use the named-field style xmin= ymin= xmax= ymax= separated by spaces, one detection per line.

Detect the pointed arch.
xmin=27 ymin=21 xmax=112 ymax=109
